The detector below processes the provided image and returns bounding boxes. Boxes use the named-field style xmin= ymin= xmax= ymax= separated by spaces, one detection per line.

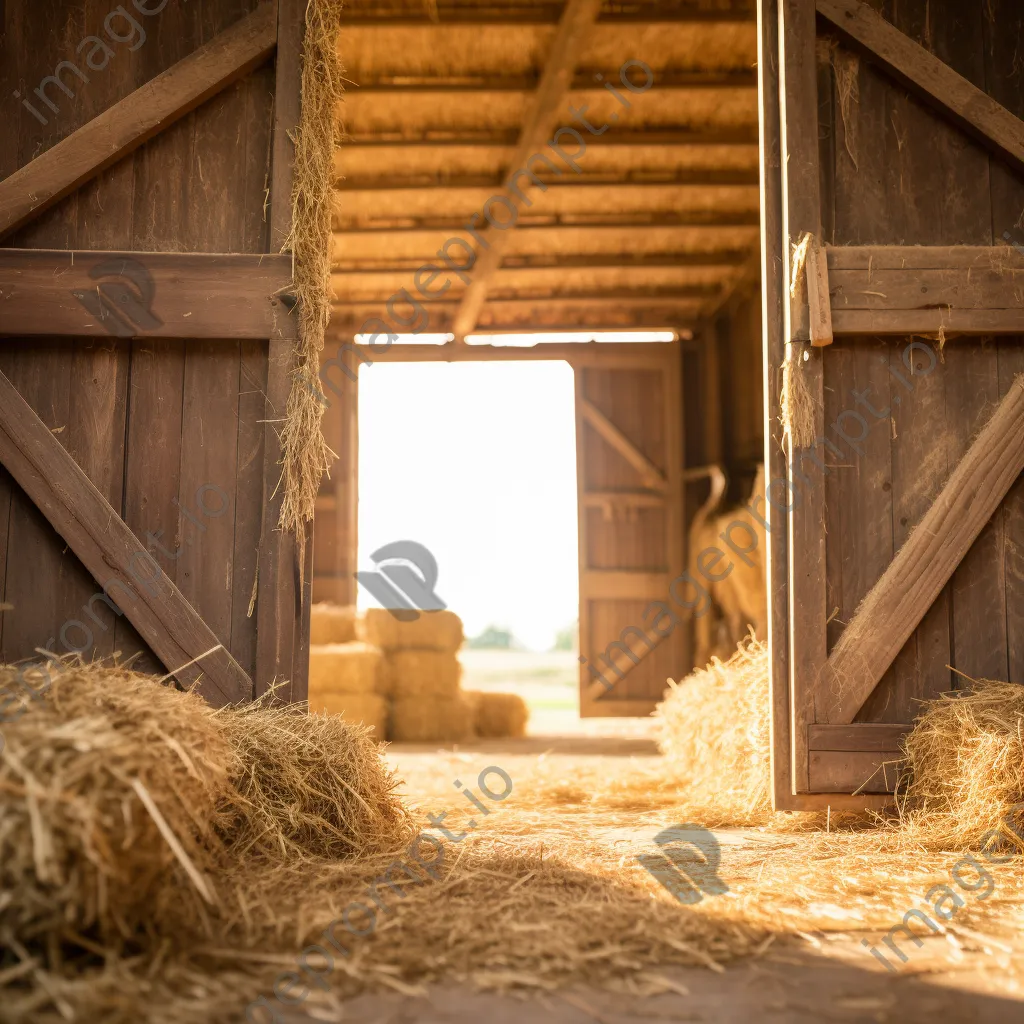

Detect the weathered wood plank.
xmin=808 ymin=749 xmax=904 ymax=793
xmin=0 ymin=368 xmax=252 ymax=704
xmin=806 ymin=235 xmax=833 ymax=346
xmin=816 ymin=0 xmax=1024 ymax=174
xmin=823 ymin=377 xmax=1024 ymax=724
xmin=808 ymin=723 xmax=909 ymax=751
xmin=0 ymin=249 xmax=295 ymax=340
xmin=0 ymin=2 xmax=278 ymax=239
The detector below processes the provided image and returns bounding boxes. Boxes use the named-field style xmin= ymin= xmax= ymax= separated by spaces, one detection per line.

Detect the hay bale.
xmin=0 ymin=660 xmax=410 ymax=956
xmin=310 ymin=602 xmax=358 ymax=645
xmin=308 ymin=641 xmax=385 ymax=696
xmin=359 ymin=607 xmax=464 ymax=652
xmin=654 ymin=639 xmax=771 ymax=824
xmin=466 ymin=690 xmax=529 ymax=738
xmin=307 ymin=691 xmax=389 ymax=740
xmin=385 ymin=649 xmax=461 ymax=698
xmin=391 ymin=695 xmax=473 ymax=742
xmin=899 ymin=681 xmax=1024 ymax=848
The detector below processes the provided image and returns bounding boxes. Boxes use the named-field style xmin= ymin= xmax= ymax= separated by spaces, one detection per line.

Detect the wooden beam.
xmin=334 ymin=212 xmax=762 ymax=235
xmin=823 ymin=377 xmax=1024 ymax=724
xmin=779 ymin=0 xmax=829 ymax=793
xmin=332 ymin=288 xmax=719 ymax=309
xmin=807 ymin=723 xmax=909 ymax=751
xmin=0 ymin=249 xmax=295 ymax=340
xmin=807 ymin=750 xmax=903 ymax=793
xmin=579 ymin=398 xmax=668 ymax=491
xmin=827 ymin=244 xmax=1024 ymax=335
xmin=340 ymin=7 xmax=753 ymax=26
xmin=0 ymin=371 xmax=251 ymax=705
xmin=805 ymin=235 xmax=833 ymax=346
xmin=0 ymin=2 xmax=278 ymax=240
xmin=447 ymin=0 xmax=599 ymax=340
xmin=343 ymin=128 xmax=761 ymax=148
xmin=341 ymin=341 xmax=682 ymax=366
xmin=337 ymin=172 xmax=761 ymax=191
xmin=580 ymin=570 xmax=671 ymax=598
xmin=335 ymin=250 xmax=751 ymax=273
xmin=352 ymin=70 xmax=758 ymax=92
xmin=256 ymin=0 xmax=308 ymax=703
xmin=816 ymin=0 xmax=1024 ymax=174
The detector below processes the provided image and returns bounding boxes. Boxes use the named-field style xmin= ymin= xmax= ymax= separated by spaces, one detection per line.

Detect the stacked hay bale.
xmin=360 ymin=608 xmax=472 ymax=742
xmin=308 ymin=602 xmax=389 ymax=739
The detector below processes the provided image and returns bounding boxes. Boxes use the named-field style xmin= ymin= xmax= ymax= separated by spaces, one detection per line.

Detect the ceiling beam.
xmin=333 ymin=250 xmax=750 ymax=273
xmin=331 ymin=287 xmax=719 ymax=309
xmin=341 ymin=128 xmax=760 ymax=147
xmin=340 ymin=7 xmax=754 ymax=26
xmin=336 ymin=171 xmax=761 ymax=190
xmin=349 ymin=70 xmax=758 ymax=92
xmin=443 ymin=0 xmax=603 ymax=339
xmin=333 ymin=211 xmax=761 ymax=233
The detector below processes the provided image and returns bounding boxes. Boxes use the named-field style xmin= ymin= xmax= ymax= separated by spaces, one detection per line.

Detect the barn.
xmin=1 ymin=0 xmax=1023 ymax=1021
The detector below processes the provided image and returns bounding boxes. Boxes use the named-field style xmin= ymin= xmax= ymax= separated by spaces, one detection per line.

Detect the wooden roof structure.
xmin=331 ymin=0 xmax=759 ymax=338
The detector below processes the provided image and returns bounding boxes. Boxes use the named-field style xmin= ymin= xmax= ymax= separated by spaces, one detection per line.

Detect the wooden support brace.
xmin=579 ymin=397 xmax=668 ymax=491
xmin=0 ymin=249 xmax=296 ymax=340
xmin=0 ymin=370 xmax=252 ymax=706
xmin=0 ymin=1 xmax=278 ymax=239
xmin=822 ymin=376 xmax=1024 ymax=724
xmin=816 ymin=0 xmax=1024 ymax=174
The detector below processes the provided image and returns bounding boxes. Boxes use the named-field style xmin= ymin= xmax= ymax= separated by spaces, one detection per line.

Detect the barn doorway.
xmin=358 ymin=358 xmax=581 ymax=728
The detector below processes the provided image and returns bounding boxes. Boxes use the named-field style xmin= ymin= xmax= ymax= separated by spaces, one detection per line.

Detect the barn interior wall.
xmin=817 ymin=0 xmax=1024 ymax=719
xmin=0 ymin=0 xmax=273 ymax=677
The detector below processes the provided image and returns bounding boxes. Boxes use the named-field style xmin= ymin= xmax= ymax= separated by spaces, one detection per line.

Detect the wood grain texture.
xmin=816 ymin=0 xmax=1024 ymax=173
xmin=808 ymin=722 xmax=909 ymax=751
xmin=0 ymin=249 xmax=296 ymax=340
xmin=806 ymin=236 xmax=834 ymax=345
xmin=579 ymin=396 xmax=668 ymax=491
xmin=823 ymin=376 xmax=1024 ymax=724
xmin=0 ymin=368 xmax=252 ymax=704
xmin=0 ymin=2 xmax=278 ymax=239
xmin=808 ymin=749 xmax=904 ymax=793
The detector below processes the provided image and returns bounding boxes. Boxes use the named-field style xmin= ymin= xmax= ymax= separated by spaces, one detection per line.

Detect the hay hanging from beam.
xmin=277 ymin=0 xmax=345 ymax=543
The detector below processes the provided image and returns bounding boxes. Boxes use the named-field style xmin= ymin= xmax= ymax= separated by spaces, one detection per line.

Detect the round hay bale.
xmin=310 ymin=602 xmax=358 ymax=645
xmin=308 ymin=641 xmax=385 ymax=697
xmin=391 ymin=695 xmax=473 ymax=743
xmin=466 ymin=690 xmax=529 ymax=738
xmin=385 ymin=650 xmax=461 ymax=699
xmin=307 ymin=691 xmax=389 ymax=740
xmin=359 ymin=608 xmax=464 ymax=652
xmin=0 ymin=662 xmax=237 ymax=946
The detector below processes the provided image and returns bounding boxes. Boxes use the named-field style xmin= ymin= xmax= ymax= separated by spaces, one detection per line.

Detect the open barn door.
xmin=761 ymin=0 xmax=1024 ymax=808
xmin=574 ymin=343 xmax=686 ymax=716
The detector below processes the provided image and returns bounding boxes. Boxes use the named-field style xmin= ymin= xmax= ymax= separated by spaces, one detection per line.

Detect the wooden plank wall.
xmin=0 ymin=0 xmax=274 ymax=681
xmin=819 ymin=0 xmax=1024 ymax=717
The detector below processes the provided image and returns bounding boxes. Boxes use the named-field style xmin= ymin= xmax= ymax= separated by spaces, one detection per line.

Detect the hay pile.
xmin=655 ymin=638 xmax=772 ymax=824
xmin=0 ymin=660 xmax=411 ymax=1021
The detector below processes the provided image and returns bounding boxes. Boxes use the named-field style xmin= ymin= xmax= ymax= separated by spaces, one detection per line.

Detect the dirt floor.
xmin=292 ymin=689 xmax=1024 ymax=1024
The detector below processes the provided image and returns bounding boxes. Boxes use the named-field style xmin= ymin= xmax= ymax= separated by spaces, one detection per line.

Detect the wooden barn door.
xmin=574 ymin=344 xmax=686 ymax=716
xmin=762 ymin=0 xmax=1024 ymax=807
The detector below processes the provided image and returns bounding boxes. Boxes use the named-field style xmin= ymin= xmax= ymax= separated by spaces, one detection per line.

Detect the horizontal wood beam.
xmin=342 ymin=128 xmax=760 ymax=148
xmin=334 ymin=250 xmax=750 ymax=273
xmin=326 ymin=341 xmax=683 ymax=365
xmin=331 ymin=287 xmax=719 ymax=308
xmin=0 ymin=249 xmax=295 ymax=340
xmin=341 ymin=7 xmax=753 ymax=26
xmin=352 ymin=70 xmax=758 ymax=92
xmin=816 ymin=0 xmax=1024 ymax=173
xmin=807 ymin=723 xmax=909 ymax=751
xmin=807 ymin=750 xmax=904 ymax=793
xmin=333 ymin=212 xmax=761 ymax=235
xmin=581 ymin=570 xmax=672 ymax=599
xmin=0 ymin=2 xmax=278 ymax=240
xmin=336 ymin=172 xmax=761 ymax=191
xmin=827 ymin=244 xmax=1024 ymax=335
xmin=823 ymin=376 xmax=1024 ymax=724
xmin=0 ymin=371 xmax=252 ymax=705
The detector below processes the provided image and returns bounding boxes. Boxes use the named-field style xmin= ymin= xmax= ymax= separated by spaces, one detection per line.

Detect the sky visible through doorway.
xmin=357 ymin=358 xmax=579 ymax=651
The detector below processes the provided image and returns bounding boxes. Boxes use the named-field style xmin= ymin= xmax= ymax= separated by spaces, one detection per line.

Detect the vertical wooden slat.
xmin=778 ymin=0 xmax=827 ymax=793
xmin=257 ymin=0 xmax=309 ymax=701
